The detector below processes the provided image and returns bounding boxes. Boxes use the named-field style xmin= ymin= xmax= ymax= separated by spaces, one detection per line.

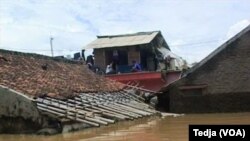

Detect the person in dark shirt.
xmin=131 ymin=60 xmax=142 ymax=72
xmin=86 ymin=55 xmax=94 ymax=69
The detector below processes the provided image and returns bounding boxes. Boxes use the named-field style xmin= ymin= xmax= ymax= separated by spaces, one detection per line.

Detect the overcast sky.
xmin=0 ymin=0 xmax=249 ymax=63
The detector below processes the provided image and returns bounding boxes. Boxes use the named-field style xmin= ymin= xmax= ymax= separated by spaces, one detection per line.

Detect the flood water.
xmin=0 ymin=112 xmax=249 ymax=141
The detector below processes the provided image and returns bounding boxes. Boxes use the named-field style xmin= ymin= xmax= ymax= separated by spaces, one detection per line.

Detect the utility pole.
xmin=50 ymin=37 xmax=54 ymax=57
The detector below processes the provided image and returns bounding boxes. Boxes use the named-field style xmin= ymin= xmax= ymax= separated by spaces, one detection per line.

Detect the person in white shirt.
xmin=106 ymin=62 xmax=115 ymax=74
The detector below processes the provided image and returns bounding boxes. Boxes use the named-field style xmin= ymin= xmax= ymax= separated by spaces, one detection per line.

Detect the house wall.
xmin=158 ymin=29 xmax=250 ymax=113
xmin=0 ymin=85 xmax=51 ymax=133
xmin=128 ymin=46 xmax=140 ymax=65
xmin=162 ymin=83 xmax=250 ymax=113
xmin=94 ymin=49 xmax=106 ymax=70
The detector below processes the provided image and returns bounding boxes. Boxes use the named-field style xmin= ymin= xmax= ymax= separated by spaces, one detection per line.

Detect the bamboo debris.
xmin=94 ymin=116 xmax=115 ymax=123
xmin=124 ymin=83 xmax=161 ymax=94
xmin=83 ymin=92 xmax=154 ymax=114
xmin=90 ymin=106 xmax=128 ymax=120
xmin=81 ymin=93 xmax=151 ymax=116
xmin=118 ymin=90 xmax=145 ymax=102
xmin=77 ymin=96 xmax=135 ymax=120
xmin=37 ymin=104 xmax=99 ymax=127
xmin=36 ymin=98 xmax=110 ymax=126
xmin=103 ymin=104 xmax=142 ymax=118
xmin=39 ymin=97 xmax=127 ymax=121
xmin=81 ymin=94 xmax=151 ymax=113
xmin=35 ymin=90 xmax=157 ymax=129
xmin=75 ymin=96 xmax=132 ymax=119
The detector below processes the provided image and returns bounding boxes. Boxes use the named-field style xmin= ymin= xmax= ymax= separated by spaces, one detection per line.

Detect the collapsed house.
xmin=0 ymin=49 xmax=157 ymax=134
xmin=85 ymin=31 xmax=185 ymax=73
xmin=157 ymin=25 xmax=250 ymax=113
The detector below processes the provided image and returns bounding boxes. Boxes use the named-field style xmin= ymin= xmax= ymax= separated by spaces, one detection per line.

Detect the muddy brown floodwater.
xmin=0 ymin=112 xmax=249 ymax=141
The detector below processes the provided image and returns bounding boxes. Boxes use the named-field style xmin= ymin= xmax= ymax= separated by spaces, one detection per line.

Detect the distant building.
xmin=85 ymin=31 xmax=184 ymax=73
xmin=66 ymin=54 xmax=72 ymax=59
xmin=84 ymin=31 xmax=186 ymax=91
xmin=158 ymin=25 xmax=250 ymax=113
xmin=54 ymin=55 xmax=64 ymax=59
xmin=73 ymin=52 xmax=81 ymax=60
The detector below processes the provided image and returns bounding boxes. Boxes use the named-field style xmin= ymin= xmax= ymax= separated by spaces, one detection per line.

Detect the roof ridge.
xmin=97 ymin=30 xmax=160 ymax=38
xmin=0 ymin=49 xmax=81 ymax=64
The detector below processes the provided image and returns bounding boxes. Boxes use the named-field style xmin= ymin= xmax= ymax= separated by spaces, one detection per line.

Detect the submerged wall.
xmin=164 ymin=89 xmax=250 ymax=113
xmin=0 ymin=85 xmax=103 ymax=134
xmin=0 ymin=85 xmax=51 ymax=133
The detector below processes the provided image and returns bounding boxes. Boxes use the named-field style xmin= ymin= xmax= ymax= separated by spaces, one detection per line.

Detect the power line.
xmin=169 ymin=39 xmax=220 ymax=47
xmin=0 ymin=39 xmax=222 ymax=53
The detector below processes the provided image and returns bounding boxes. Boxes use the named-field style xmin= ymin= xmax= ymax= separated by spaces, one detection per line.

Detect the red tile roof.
xmin=0 ymin=50 xmax=124 ymax=99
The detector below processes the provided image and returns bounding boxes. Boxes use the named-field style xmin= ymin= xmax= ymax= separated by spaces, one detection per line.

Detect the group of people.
xmin=87 ymin=52 xmax=189 ymax=81
xmin=86 ymin=53 xmax=142 ymax=75
xmin=106 ymin=60 xmax=142 ymax=74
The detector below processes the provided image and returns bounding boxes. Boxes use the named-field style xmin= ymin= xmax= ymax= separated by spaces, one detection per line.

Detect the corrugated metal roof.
xmin=85 ymin=31 xmax=159 ymax=49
